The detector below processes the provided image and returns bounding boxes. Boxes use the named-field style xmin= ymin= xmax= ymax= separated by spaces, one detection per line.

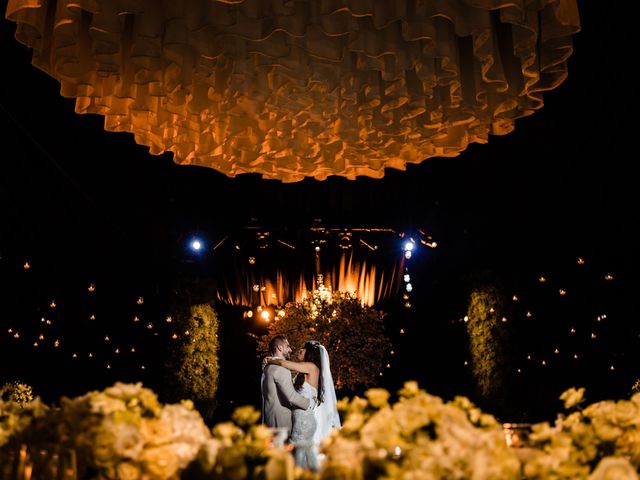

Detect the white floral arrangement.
xmin=522 ymin=387 xmax=640 ymax=479
xmin=56 ymin=382 xmax=212 ymax=479
xmin=4 ymin=381 xmax=640 ymax=480
xmin=320 ymin=381 xmax=522 ymax=480
xmin=182 ymin=405 xmax=298 ymax=480
xmin=0 ymin=382 xmax=47 ymax=448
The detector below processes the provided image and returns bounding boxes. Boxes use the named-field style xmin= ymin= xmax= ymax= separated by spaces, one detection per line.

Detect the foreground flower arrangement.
xmin=1 ymin=382 xmax=639 ymax=479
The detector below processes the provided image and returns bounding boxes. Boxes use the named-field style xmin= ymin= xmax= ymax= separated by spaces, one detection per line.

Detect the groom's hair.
xmin=268 ymin=335 xmax=287 ymax=354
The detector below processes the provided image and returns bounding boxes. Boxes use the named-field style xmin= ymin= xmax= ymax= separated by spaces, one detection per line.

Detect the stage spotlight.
xmin=404 ymin=250 xmax=412 ymax=259
xmin=261 ymin=310 xmax=271 ymax=321
xmin=257 ymin=231 xmax=270 ymax=249
xmin=190 ymin=238 xmax=204 ymax=251
xmin=338 ymin=233 xmax=352 ymax=249
xmin=403 ymin=240 xmax=415 ymax=252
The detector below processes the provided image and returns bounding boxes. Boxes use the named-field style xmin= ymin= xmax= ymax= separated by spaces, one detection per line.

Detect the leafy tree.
xmin=256 ymin=279 xmax=390 ymax=391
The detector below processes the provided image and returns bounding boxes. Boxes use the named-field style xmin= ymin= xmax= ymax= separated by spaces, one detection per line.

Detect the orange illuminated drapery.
xmin=5 ymin=0 xmax=579 ymax=181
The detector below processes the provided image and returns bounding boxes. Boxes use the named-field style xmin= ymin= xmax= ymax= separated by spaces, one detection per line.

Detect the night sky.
xmin=1 ymin=2 xmax=638 ymax=423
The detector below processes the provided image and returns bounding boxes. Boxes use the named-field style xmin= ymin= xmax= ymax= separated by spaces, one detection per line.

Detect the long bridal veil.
xmin=314 ymin=344 xmax=341 ymax=444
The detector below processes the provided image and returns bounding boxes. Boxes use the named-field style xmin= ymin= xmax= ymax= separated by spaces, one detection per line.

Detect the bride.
xmin=267 ymin=340 xmax=341 ymax=470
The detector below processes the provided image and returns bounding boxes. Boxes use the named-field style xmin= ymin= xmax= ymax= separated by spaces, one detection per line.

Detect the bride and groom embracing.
xmin=261 ymin=335 xmax=341 ymax=471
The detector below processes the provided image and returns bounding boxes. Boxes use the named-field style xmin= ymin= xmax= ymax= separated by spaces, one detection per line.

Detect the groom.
xmin=261 ymin=335 xmax=314 ymax=437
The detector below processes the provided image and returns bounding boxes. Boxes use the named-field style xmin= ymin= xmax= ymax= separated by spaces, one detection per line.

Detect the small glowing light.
xmin=50 ymin=301 xmax=56 ymax=308
xmin=404 ymin=250 xmax=412 ymax=259
xmin=386 ymin=363 xmax=391 ymax=368
xmin=512 ymin=295 xmax=518 ymax=301
xmin=172 ymin=333 xmax=178 ymax=339
xmin=559 ymin=289 xmax=566 ymax=296
xmin=577 ymin=257 xmax=585 ymax=265
xmin=72 ymin=353 xmax=77 ymax=358
xmin=13 ymin=332 xmax=19 ymax=339
xmin=7 ymin=328 xmax=13 ymax=333
xmin=573 ymin=354 xmax=578 ymax=359
xmin=405 ymin=283 xmax=413 ymax=292
xmin=133 ymin=316 xmax=140 ymax=322
xmin=46 ymin=320 xmax=52 ymax=325
xmin=115 ymin=348 xmax=120 ymax=354
xmin=591 ymin=333 xmax=597 ymax=339
xmin=137 ymin=297 xmax=144 ymax=305
xmin=141 ymin=365 xmax=146 ymax=370
xmin=147 ymin=322 xmax=153 ymax=329
xmin=527 ymin=355 xmax=532 ymax=360
xmin=403 ymin=274 xmax=411 ymax=283
xmin=463 ymin=316 xmax=469 ymax=323
xmin=570 ymin=327 xmax=576 ymax=333
xmin=191 ymin=239 xmax=202 ymax=251
xmin=501 ymin=317 xmax=508 ymax=323
xmin=253 ymin=284 xmax=260 ymax=292
xmin=88 ymin=353 xmax=93 ymax=358
xmin=23 ymin=262 xmax=31 ymax=269
xmin=38 ymin=334 xmax=44 ymax=340
xmin=104 ymin=336 xmax=110 ymax=342
xmin=464 ymin=361 xmax=468 ymax=366
xmin=379 ymin=372 xmax=383 ymax=376
xmin=235 ymin=245 xmax=240 ymax=250
xmin=404 ymin=301 xmax=411 ymax=308
xmin=604 ymin=273 xmax=614 ymax=281
xmin=40 ymin=317 xmax=45 ymax=322
xmin=541 ymin=360 xmax=546 ymax=366
xmin=390 ymin=350 xmax=395 ymax=355
xmin=165 ymin=316 xmax=172 ymax=323
xmin=33 ymin=342 xmax=38 ymax=347
xmin=246 ymin=310 xmax=254 ymax=318
xmin=400 ymin=328 xmax=405 ymax=334
xmin=88 ymin=284 xmax=96 ymax=292
xmin=106 ymin=364 xmax=111 ymax=369
xmin=248 ymin=256 xmax=256 ymax=265
xmin=261 ymin=310 xmax=271 ymax=321
xmin=184 ymin=330 xmax=190 ymax=335
xmin=131 ymin=347 xmax=136 ymax=353
xmin=489 ymin=307 xmax=495 ymax=313
xmin=610 ymin=365 xmax=615 ymax=371
xmin=315 ymin=246 xmax=320 ymax=252
xmin=517 ymin=368 xmax=521 ymax=373
xmin=596 ymin=316 xmax=601 ymax=322
xmin=89 ymin=314 xmax=96 ymax=320
xmin=54 ymin=339 xmax=59 ymax=347
xmin=403 ymin=293 xmax=409 ymax=300
xmin=538 ymin=276 xmax=546 ymax=283
xmin=257 ymin=306 xmax=263 ymax=312
xmin=393 ymin=446 xmax=402 ymax=457
xmin=526 ymin=311 xmax=532 ymax=318
xmin=554 ymin=348 xmax=559 ymax=354
xmin=403 ymin=241 xmax=414 ymax=252
xmin=278 ymin=310 xmax=285 ymax=318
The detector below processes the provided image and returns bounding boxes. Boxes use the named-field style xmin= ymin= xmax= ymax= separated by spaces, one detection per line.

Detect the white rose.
xmin=587 ymin=456 xmax=638 ymax=480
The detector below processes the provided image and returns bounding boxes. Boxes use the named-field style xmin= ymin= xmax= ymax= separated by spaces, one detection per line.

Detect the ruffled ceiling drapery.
xmin=6 ymin=0 xmax=579 ymax=181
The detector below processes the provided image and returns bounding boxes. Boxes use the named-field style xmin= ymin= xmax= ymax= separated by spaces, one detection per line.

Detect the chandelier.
xmin=6 ymin=0 xmax=579 ymax=181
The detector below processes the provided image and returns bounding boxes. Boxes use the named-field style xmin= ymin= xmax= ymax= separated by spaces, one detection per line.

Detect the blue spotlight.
xmin=190 ymin=238 xmax=204 ymax=252
xmin=403 ymin=240 xmax=415 ymax=252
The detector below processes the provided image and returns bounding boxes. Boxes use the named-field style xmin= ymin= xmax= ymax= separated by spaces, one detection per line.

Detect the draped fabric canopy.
xmin=6 ymin=0 xmax=579 ymax=181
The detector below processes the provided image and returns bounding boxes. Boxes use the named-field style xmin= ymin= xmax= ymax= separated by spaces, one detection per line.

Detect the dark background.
xmin=1 ymin=1 xmax=637 ymax=423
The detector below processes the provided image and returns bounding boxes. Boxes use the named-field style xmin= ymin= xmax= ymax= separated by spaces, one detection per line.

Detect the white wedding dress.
xmin=289 ymin=344 xmax=342 ymax=471
xmin=290 ymin=382 xmax=320 ymax=470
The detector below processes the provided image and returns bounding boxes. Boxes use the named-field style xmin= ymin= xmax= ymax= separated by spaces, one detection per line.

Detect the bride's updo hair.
xmin=293 ymin=341 xmax=324 ymax=404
